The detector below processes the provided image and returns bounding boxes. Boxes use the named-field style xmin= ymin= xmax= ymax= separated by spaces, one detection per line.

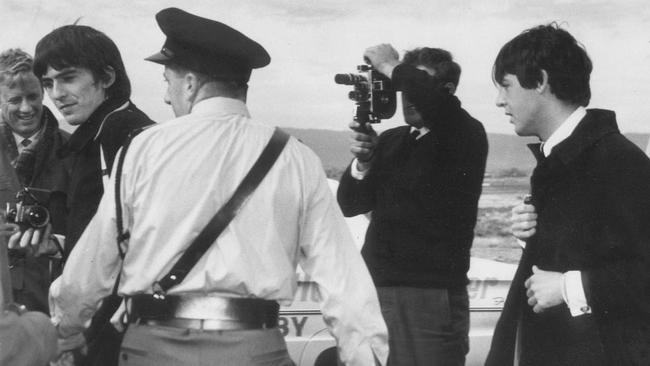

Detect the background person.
xmin=0 ymin=48 xmax=69 ymax=314
xmin=337 ymin=44 xmax=488 ymax=365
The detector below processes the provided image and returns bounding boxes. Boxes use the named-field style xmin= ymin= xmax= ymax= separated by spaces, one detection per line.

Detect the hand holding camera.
xmin=348 ymin=120 xmax=378 ymax=168
xmin=363 ymin=44 xmax=400 ymax=78
xmin=334 ymin=46 xmax=397 ymax=129
xmin=4 ymin=188 xmax=59 ymax=257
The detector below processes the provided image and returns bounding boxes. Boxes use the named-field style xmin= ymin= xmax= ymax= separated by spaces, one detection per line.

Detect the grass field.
xmin=471 ymin=176 xmax=529 ymax=264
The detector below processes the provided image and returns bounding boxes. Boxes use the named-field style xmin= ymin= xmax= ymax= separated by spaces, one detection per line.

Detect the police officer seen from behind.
xmin=337 ymin=44 xmax=488 ymax=365
xmin=49 ymin=7 xmax=388 ymax=366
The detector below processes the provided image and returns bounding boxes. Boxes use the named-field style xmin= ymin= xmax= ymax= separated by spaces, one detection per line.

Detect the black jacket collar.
xmin=528 ymin=109 xmax=619 ymax=166
xmin=551 ymin=109 xmax=619 ymax=166
xmin=63 ymin=97 xmax=130 ymax=154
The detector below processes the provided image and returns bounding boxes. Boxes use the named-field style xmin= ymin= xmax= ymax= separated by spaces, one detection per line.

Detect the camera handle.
xmin=352 ymin=101 xmax=376 ymax=133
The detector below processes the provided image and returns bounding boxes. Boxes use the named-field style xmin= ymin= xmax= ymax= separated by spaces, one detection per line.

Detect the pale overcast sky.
xmin=1 ymin=0 xmax=649 ymax=134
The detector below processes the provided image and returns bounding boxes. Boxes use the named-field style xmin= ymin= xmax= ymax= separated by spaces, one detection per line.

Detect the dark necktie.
xmin=403 ymin=129 xmax=421 ymax=158
xmin=21 ymin=138 xmax=31 ymax=148
xmin=409 ymin=130 xmax=420 ymax=144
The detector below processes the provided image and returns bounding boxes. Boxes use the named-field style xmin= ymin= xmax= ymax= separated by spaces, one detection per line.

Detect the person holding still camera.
xmin=0 ymin=48 xmax=70 ymax=315
xmin=337 ymin=44 xmax=488 ymax=365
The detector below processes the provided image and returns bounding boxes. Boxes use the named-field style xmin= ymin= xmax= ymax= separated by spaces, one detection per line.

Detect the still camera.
xmin=5 ymin=188 xmax=50 ymax=230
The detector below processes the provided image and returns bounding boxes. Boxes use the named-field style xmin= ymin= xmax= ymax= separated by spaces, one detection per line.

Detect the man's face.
xmin=495 ymin=73 xmax=543 ymax=137
xmin=163 ymin=66 xmax=190 ymax=117
xmin=402 ymin=65 xmax=435 ymax=128
xmin=41 ymin=66 xmax=108 ymax=126
xmin=0 ymin=72 xmax=44 ymax=138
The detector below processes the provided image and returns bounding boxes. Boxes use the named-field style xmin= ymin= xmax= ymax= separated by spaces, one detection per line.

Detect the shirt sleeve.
xmin=297 ymin=151 xmax=388 ymax=366
xmin=350 ymin=158 xmax=369 ymax=180
xmin=562 ymin=270 xmax=592 ymax=316
xmin=49 ymin=148 xmax=125 ymax=338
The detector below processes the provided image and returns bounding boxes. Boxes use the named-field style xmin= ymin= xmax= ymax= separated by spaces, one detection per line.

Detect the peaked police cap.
xmin=145 ymin=7 xmax=270 ymax=82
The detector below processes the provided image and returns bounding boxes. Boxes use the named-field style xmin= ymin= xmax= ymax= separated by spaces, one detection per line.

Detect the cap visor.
xmin=144 ymin=51 xmax=172 ymax=64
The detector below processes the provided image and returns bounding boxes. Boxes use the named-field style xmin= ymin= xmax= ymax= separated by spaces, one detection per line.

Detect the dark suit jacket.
xmin=337 ymin=64 xmax=488 ymax=288
xmin=485 ymin=109 xmax=650 ymax=366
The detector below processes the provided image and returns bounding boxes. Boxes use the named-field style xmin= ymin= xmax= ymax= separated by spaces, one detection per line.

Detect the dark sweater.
xmin=337 ymin=64 xmax=488 ymax=288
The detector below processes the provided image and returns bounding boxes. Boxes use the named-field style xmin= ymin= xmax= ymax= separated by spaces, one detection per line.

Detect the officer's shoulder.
xmin=273 ymin=128 xmax=321 ymax=163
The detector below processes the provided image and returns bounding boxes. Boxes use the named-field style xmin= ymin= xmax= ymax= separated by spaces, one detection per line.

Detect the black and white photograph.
xmin=0 ymin=1 xmax=649 ymax=365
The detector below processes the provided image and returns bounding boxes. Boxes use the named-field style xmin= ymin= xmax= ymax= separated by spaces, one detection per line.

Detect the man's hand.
xmin=349 ymin=120 xmax=378 ymax=170
xmin=51 ymin=328 xmax=87 ymax=366
xmin=364 ymin=44 xmax=400 ymax=79
xmin=511 ymin=201 xmax=537 ymax=240
xmin=524 ymin=265 xmax=564 ymax=313
xmin=6 ymin=223 xmax=58 ymax=257
xmin=0 ymin=223 xmax=19 ymax=238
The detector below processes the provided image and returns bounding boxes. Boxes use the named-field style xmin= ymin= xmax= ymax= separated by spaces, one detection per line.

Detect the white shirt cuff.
xmin=563 ymin=270 xmax=592 ymax=316
xmin=350 ymin=159 xmax=369 ymax=180
xmin=516 ymin=239 xmax=526 ymax=249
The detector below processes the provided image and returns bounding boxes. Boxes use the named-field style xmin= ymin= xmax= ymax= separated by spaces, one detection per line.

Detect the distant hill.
xmin=285 ymin=128 xmax=650 ymax=178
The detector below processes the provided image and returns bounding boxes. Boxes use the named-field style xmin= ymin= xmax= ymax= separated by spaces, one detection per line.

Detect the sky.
xmin=1 ymin=0 xmax=649 ymax=134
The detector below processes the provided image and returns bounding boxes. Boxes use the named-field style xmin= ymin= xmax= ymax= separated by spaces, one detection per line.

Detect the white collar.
xmin=410 ymin=125 xmax=430 ymax=139
xmin=191 ymin=97 xmax=250 ymax=118
xmin=542 ymin=106 xmax=587 ymax=157
xmin=12 ymin=128 xmax=42 ymax=147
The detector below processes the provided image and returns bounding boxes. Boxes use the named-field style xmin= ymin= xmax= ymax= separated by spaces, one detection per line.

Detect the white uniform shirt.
xmin=50 ymin=97 xmax=389 ymax=365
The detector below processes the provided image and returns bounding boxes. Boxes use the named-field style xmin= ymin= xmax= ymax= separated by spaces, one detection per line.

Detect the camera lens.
xmin=26 ymin=206 xmax=49 ymax=228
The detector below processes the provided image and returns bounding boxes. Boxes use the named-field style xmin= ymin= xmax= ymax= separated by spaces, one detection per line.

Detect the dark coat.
xmin=337 ymin=64 xmax=488 ymax=288
xmin=0 ymin=107 xmax=70 ymax=313
xmin=59 ymin=97 xmax=153 ymax=366
xmin=61 ymin=98 xmax=154 ymax=255
xmin=485 ymin=109 xmax=650 ymax=366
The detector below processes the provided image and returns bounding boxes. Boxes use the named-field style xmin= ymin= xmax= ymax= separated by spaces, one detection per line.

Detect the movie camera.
xmin=334 ymin=64 xmax=396 ymax=128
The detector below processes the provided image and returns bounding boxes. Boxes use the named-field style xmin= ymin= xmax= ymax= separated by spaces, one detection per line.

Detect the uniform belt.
xmin=128 ymin=294 xmax=279 ymax=330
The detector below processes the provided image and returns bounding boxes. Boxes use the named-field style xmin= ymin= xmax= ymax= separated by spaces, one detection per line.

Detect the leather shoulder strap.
xmin=114 ymin=126 xmax=149 ymax=259
xmin=154 ymin=128 xmax=290 ymax=295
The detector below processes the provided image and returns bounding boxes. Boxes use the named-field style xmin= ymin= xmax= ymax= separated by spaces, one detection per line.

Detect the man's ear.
xmin=100 ymin=66 xmax=116 ymax=89
xmin=183 ymin=72 xmax=201 ymax=101
xmin=444 ymin=82 xmax=456 ymax=95
xmin=536 ymin=70 xmax=549 ymax=93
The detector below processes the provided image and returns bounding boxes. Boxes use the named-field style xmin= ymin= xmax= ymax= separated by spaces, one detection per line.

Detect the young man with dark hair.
xmin=33 ymin=25 xmax=154 ymax=366
xmin=0 ymin=48 xmax=69 ymax=314
xmin=338 ymin=44 xmax=488 ymax=365
xmin=486 ymin=24 xmax=650 ymax=366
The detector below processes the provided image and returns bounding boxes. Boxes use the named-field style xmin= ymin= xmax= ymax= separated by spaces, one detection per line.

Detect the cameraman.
xmin=337 ymin=44 xmax=488 ymax=365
